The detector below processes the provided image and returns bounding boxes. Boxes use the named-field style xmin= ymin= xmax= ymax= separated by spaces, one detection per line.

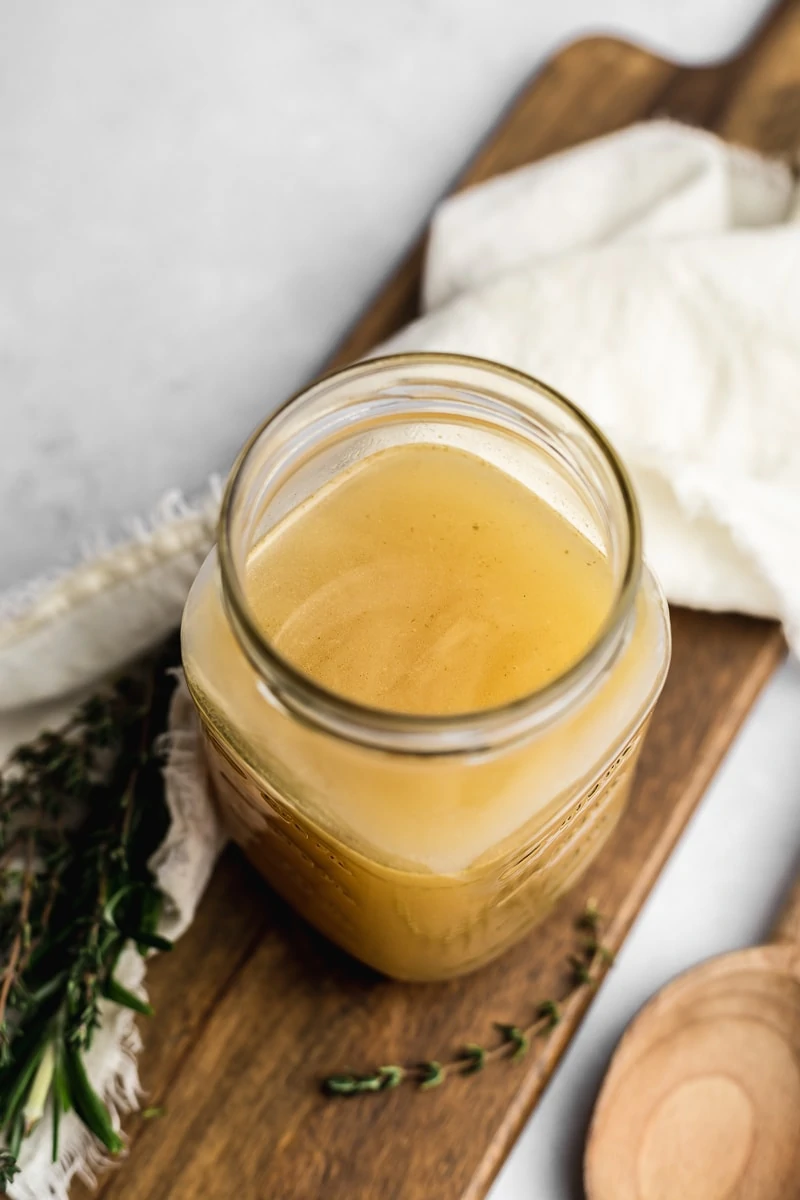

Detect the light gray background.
xmin=4 ymin=2 xmax=799 ymax=1198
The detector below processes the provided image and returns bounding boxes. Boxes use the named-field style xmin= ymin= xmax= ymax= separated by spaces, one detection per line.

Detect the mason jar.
xmin=181 ymin=353 xmax=670 ymax=981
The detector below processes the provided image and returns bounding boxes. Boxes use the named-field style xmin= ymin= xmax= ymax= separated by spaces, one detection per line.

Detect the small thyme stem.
xmin=323 ymin=900 xmax=613 ymax=1097
xmin=0 ymin=834 xmax=35 ymax=1029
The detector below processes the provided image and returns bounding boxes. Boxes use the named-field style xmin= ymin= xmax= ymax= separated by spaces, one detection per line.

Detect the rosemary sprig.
xmin=323 ymin=900 xmax=613 ymax=1097
xmin=0 ymin=640 xmax=178 ymax=1185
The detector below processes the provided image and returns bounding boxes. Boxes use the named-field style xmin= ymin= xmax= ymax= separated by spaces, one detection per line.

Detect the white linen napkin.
xmin=1 ymin=120 xmax=798 ymax=1196
xmin=387 ymin=120 xmax=800 ymax=643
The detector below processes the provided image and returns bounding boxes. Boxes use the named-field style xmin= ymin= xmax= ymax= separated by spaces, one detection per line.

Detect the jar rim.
xmin=218 ymin=352 xmax=643 ymax=754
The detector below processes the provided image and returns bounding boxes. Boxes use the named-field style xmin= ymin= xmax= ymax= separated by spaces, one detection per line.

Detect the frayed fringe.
xmin=0 ymin=480 xmax=222 ymax=628
xmin=150 ymin=679 xmax=225 ymax=942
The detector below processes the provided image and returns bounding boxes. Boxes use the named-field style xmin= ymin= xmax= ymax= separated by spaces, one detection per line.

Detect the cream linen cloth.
xmin=1 ymin=120 xmax=799 ymax=1196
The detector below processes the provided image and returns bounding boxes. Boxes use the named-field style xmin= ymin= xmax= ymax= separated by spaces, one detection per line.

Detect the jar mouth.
xmin=218 ymin=352 xmax=642 ymax=755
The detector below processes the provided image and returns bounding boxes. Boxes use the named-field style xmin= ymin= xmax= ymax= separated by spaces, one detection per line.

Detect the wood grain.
xmin=585 ymin=873 xmax=800 ymax=1198
xmin=83 ymin=5 xmax=798 ymax=1198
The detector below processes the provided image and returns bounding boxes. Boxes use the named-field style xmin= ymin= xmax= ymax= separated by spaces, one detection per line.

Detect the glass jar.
xmin=181 ymin=353 xmax=670 ymax=981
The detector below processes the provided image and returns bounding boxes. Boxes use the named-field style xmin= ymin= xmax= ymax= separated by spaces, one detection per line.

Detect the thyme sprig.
xmin=0 ymin=642 xmax=177 ymax=1186
xmin=323 ymin=900 xmax=613 ymax=1097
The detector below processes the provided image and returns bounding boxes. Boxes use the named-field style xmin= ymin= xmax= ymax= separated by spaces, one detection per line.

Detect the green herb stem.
xmin=0 ymin=639 xmax=179 ymax=1186
xmin=323 ymin=900 xmax=612 ymax=1098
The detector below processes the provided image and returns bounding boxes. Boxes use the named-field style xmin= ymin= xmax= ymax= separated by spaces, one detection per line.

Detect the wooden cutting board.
xmin=83 ymin=5 xmax=798 ymax=1198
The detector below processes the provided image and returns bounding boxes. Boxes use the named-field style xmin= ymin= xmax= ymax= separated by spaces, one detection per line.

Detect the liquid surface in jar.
xmin=244 ymin=443 xmax=615 ymax=715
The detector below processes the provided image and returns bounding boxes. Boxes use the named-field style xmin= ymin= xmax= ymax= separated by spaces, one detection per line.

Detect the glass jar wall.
xmin=181 ymin=354 xmax=670 ymax=981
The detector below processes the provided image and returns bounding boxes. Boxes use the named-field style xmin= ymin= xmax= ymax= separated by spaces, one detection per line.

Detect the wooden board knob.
xmin=771 ymin=875 xmax=800 ymax=944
